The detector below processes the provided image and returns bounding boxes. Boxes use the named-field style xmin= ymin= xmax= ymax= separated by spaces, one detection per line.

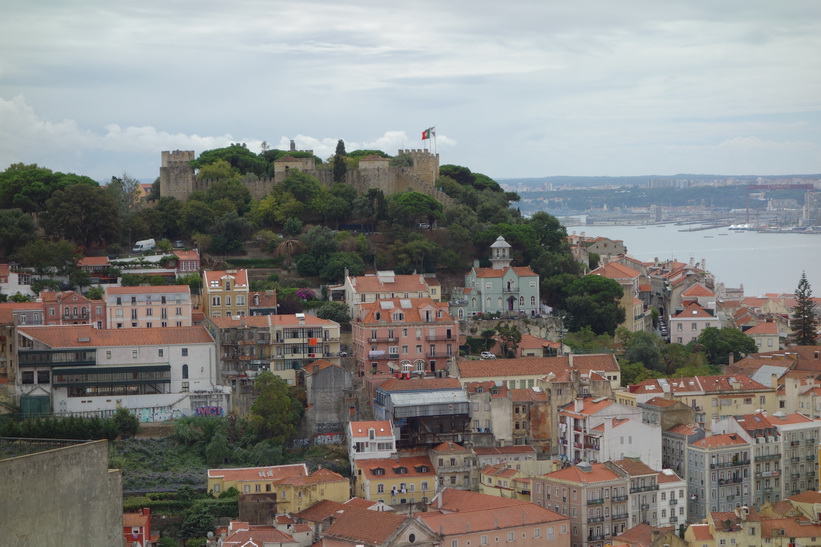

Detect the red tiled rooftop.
xmin=18 ymin=325 xmax=213 ymax=347
xmin=456 ymin=354 xmax=620 ymax=379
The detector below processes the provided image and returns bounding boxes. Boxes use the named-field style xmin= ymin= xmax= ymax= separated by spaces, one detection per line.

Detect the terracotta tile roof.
xmin=734 ymin=413 xmax=777 ymax=432
xmin=771 ymin=500 xmax=795 ymax=516
xmin=559 ymin=398 xmax=614 ymax=418
xmin=481 ymin=464 xmax=519 ymax=478
xmin=105 ymin=285 xmax=190 ymax=295
xmin=630 ymin=375 xmax=769 ymax=395
xmin=359 ymin=298 xmax=454 ymax=324
xmin=589 ymin=262 xmax=640 ymax=280
xmin=223 ymin=526 xmax=296 ymax=546
xmin=207 ymin=314 xmax=336 ymax=329
xmin=323 ymin=505 xmax=408 ymax=545
xmin=303 ymin=360 xmax=343 ymax=375
xmin=377 ymin=378 xmax=462 ymax=392
xmin=293 ymin=499 xmax=347 ymax=522
xmin=0 ymin=308 xmax=13 ymax=324
xmin=123 ymin=512 xmax=150 ymax=527
xmin=681 ymin=283 xmax=715 ymax=297
xmin=418 ymin=498 xmax=565 ymax=535
xmin=18 ymin=324 xmax=213 ymax=347
xmin=518 ymin=333 xmax=560 ymax=349
xmin=613 ymin=523 xmax=674 ymax=547
xmin=349 ymin=273 xmax=430 ymax=294
xmin=612 ymin=459 xmax=658 ymax=477
xmin=692 ymin=433 xmax=748 ymax=448
xmin=208 ymin=463 xmax=308 ymax=483
xmin=657 ymin=470 xmax=683 ymax=483
xmin=545 ymin=463 xmax=622 ymax=483
xmin=278 ymin=468 xmax=347 ymax=486
xmin=760 ymin=518 xmax=821 ymax=538
xmin=357 ymin=455 xmax=435 ymax=481
xmin=0 ymin=302 xmax=42 ymax=310
xmin=431 ymin=441 xmax=470 ymax=454
xmin=789 ymin=490 xmax=821 ymax=503
xmin=745 ymin=322 xmax=780 ymax=335
xmin=430 ymin=489 xmax=526 ymax=513
xmin=464 ymin=381 xmax=509 ymax=397
xmin=78 ymin=256 xmax=110 ymax=267
xmin=510 ymin=387 xmax=548 ymax=402
xmin=455 ymin=354 xmax=620 ymax=379
xmin=665 ymin=424 xmax=701 ymax=436
xmin=671 ymin=301 xmax=714 ymax=319
xmin=349 ymin=421 xmax=393 ymax=439
xmin=249 ymin=291 xmax=278 ymax=308
xmin=203 ymin=269 xmax=248 ymax=286
xmin=689 ymin=523 xmax=713 ymax=540
xmin=592 ymin=418 xmax=628 ymax=432
xmin=768 ymin=412 xmax=815 ymax=425
xmin=343 ymin=497 xmax=384 ymax=509
xmin=173 ymin=250 xmax=200 ymax=261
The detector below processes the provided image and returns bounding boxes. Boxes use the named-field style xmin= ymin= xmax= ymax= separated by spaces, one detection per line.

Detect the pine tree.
xmin=790 ymin=271 xmax=819 ymax=346
xmin=333 ymin=139 xmax=347 ymax=183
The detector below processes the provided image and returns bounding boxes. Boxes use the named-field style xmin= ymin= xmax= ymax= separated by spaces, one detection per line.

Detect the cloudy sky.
xmin=1 ymin=1 xmax=820 ymax=182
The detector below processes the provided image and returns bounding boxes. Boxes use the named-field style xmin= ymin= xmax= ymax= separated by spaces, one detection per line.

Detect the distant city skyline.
xmin=1 ymin=1 xmax=820 ymax=182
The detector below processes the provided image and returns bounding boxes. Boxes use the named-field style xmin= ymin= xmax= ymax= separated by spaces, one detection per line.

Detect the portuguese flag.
xmin=422 ymin=127 xmax=435 ymax=140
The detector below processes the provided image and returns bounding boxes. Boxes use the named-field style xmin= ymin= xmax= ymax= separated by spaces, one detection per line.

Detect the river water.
xmin=563 ymin=223 xmax=821 ymax=297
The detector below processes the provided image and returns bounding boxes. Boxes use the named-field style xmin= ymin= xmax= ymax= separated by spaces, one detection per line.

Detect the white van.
xmin=132 ymin=238 xmax=156 ymax=253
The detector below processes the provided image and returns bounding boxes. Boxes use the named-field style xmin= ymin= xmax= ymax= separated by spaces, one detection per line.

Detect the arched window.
xmin=458 ymin=308 xmax=464 ymax=319
xmin=519 ymin=296 xmax=525 ymax=306
xmin=182 ymin=364 xmax=189 ymax=379
xmin=531 ymin=296 xmax=536 ymax=306
xmin=471 ymin=297 xmax=477 ymax=308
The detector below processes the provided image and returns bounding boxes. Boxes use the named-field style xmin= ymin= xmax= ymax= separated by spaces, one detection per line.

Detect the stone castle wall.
xmin=159 ymin=148 xmax=452 ymax=206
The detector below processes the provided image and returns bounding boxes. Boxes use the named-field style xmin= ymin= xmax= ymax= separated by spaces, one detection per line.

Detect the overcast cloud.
xmin=1 ymin=0 xmax=820 ymax=181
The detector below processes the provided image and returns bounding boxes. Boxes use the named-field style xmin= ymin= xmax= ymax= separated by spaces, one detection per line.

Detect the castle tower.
xmin=489 ymin=235 xmax=513 ymax=270
xmin=159 ymin=150 xmax=195 ymax=201
xmin=397 ymin=149 xmax=439 ymax=186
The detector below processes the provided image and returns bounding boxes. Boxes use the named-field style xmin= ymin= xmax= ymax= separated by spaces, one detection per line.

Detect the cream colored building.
xmin=203 ymin=269 xmax=250 ymax=317
xmin=104 ymin=285 xmax=192 ymax=329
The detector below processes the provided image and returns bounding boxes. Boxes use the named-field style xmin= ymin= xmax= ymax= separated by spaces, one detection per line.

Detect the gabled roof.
xmin=173 ymin=249 xmax=200 ymax=261
xmin=348 ymin=273 xmax=430 ymax=294
xmin=418 ymin=497 xmax=565 ymax=536
xmin=349 ymin=421 xmax=393 ymax=439
xmin=430 ymin=441 xmax=470 ymax=454
xmin=689 ymin=523 xmax=713 ymax=540
xmin=611 ymin=459 xmax=658 ymax=477
xmin=358 ymin=297 xmax=454 ymax=325
xmin=589 ymin=262 xmax=640 ymax=280
xmin=377 ymin=378 xmax=462 ymax=392
xmin=293 ymin=499 xmax=347 ymax=523
xmin=222 ymin=526 xmax=296 ymax=546
xmin=681 ymin=283 xmax=715 ymax=297
xmin=630 ymin=375 xmax=769 ymax=395
xmin=203 ymin=269 xmax=248 ymax=287
xmin=692 ymin=433 xmax=748 ymax=448
xmin=545 ymin=463 xmax=622 ymax=483
xmin=746 ymin=322 xmax=780 ymax=335
xmin=18 ymin=325 xmax=213 ymax=347
xmin=473 ymin=265 xmax=538 ymax=278
xmin=356 ymin=455 xmax=435 ymax=481
xmin=665 ymin=423 xmax=701 ymax=436
xmin=657 ymin=470 xmax=683 ymax=484
xmin=510 ymin=387 xmax=548 ymax=403
xmin=455 ymin=354 xmax=620 ymax=379
xmin=428 ymin=488 xmax=525 ymax=513
xmin=613 ymin=523 xmax=675 ymax=547
xmin=208 ymin=463 xmax=308 ymax=483
xmin=322 ymin=505 xmax=408 ymax=546
xmin=207 ymin=314 xmax=337 ymax=329
xmin=671 ymin=301 xmax=714 ymax=319
xmin=789 ymin=490 xmax=821 ymax=503
xmin=559 ymin=397 xmax=614 ymax=418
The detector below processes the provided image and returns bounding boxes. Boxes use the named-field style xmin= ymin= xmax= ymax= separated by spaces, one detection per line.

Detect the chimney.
xmin=574 ymin=398 xmax=583 ymax=413
xmin=771 ymin=373 xmax=778 ymax=389
xmin=728 ymin=352 xmax=734 ymax=366
xmin=569 ymin=353 xmax=574 ymax=369
xmin=702 ymin=258 xmax=707 ymax=271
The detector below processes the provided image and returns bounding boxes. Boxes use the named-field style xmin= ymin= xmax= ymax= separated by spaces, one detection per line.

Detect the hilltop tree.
xmin=0 ymin=209 xmax=37 ymax=255
xmin=690 ymin=327 xmax=758 ymax=366
xmin=40 ymin=184 xmax=120 ymax=248
xmin=247 ymin=372 xmax=302 ymax=443
xmin=791 ymin=272 xmax=819 ymax=346
xmin=333 ymin=139 xmax=347 ymax=183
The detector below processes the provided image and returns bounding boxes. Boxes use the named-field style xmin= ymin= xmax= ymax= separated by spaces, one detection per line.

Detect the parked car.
xmin=480 ymin=351 xmax=496 ymax=359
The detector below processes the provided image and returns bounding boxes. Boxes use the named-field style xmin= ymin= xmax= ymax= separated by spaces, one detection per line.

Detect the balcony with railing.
xmin=640 ymin=504 xmax=650 ymax=511
xmin=587 ymin=498 xmax=604 ymax=505
xmin=587 ymin=516 xmax=605 ymax=523
xmin=807 ymin=438 xmax=817 ymax=445
xmin=807 ymin=454 xmax=816 ymax=461
xmin=612 ymin=513 xmax=629 ymax=521
xmin=757 ymin=453 xmax=781 ymax=462
xmin=630 ymin=484 xmax=659 ymax=493
xmin=669 ymin=498 xmax=678 ymax=505
xmin=612 ymin=494 xmax=628 ymax=502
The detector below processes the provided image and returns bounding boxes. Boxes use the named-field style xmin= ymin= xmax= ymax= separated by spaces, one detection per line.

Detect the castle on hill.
xmin=159 ymin=144 xmax=452 ymax=205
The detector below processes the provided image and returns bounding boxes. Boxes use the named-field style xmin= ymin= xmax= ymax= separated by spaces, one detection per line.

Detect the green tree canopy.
xmin=0 ymin=209 xmax=37 ymax=255
xmin=388 ymin=192 xmax=444 ymax=227
xmin=0 ymin=163 xmax=98 ymax=214
xmin=191 ymin=143 xmax=267 ymax=176
xmin=333 ymin=139 xmax=347 ymax=183
xmin=247 ymin=372 xmax=302 ymax=443
xmin=690 ymin=327 xmax=757 ymax=366
xmin=13 ymin=239 xmax=80 ymax=276
xmin=561 ymin=276 xmax=626 ymax=335
xmin=40 ymin=184 xmax=120 ymax=248
xmin=790 ymin=272 xmax=819 ymax=346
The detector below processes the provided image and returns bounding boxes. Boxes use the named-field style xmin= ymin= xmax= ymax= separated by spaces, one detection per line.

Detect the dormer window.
xmin=394 ymin=466 xmax=407 ymax=474
xmin=225 ymin=281 xmax=231 ymax=291
xmin=372 ymin=467 xmax=385 ymax=475
xmin=369 ymin=428 xmax=375 ymax=440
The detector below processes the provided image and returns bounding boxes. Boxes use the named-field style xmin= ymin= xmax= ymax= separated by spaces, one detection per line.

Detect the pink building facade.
xmin=352 ymin=298 xmax=457 ymax=375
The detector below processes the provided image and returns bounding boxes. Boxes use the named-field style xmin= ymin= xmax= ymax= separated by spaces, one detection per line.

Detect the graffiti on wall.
xmin=194 ymin=406 xmax=224 ymax=417
xmin=314 ymin=432 xmax=343 ymax=445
